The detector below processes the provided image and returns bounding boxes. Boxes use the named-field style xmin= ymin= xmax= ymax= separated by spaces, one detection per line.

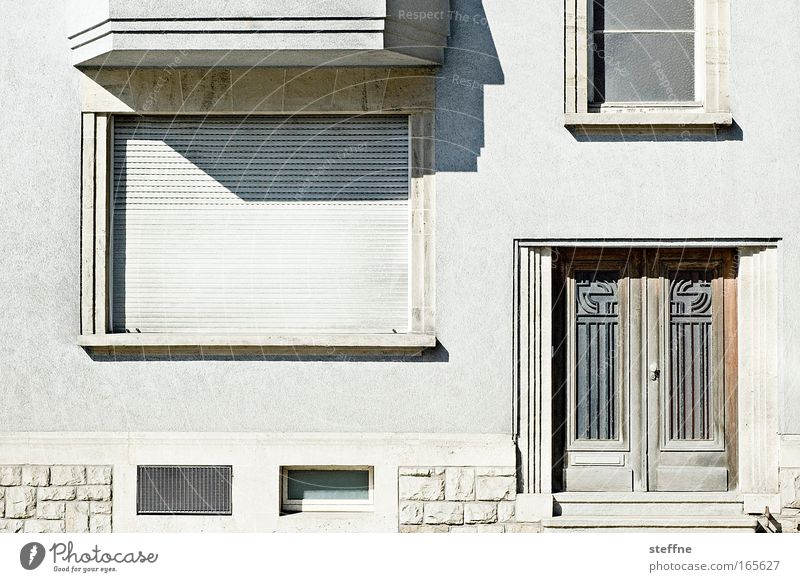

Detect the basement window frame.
xmin=77 ymin=111 xmax=436 ymax=356
xmin=280 ymin=466 xmax=375 ymax=513
xmin=564 ymin=0 xmax=732 ymax=127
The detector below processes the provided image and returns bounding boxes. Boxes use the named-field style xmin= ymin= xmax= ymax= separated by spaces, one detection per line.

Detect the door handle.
xmin=649 ymin=363 xmax=660 ymax=381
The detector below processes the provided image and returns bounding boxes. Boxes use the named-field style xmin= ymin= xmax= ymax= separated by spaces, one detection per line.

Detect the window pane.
xmin=591 ymin=32 xmax=695 ymax=102
xmin=286 ymin=470 xmax=370 ymax=501
xmin=669 ymin=270 xmax=713 ymax=441
xmin=592 ymin=0 xmax=694 ymax=31
xmin=574 ymin=271 xmax=619 ymax=441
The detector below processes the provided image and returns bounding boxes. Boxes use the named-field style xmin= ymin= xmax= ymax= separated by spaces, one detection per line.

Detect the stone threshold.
xmin=554 ymin=492 xmax=743 ymax=503
xmin=541 ymin=516 xmax=759 ymax=530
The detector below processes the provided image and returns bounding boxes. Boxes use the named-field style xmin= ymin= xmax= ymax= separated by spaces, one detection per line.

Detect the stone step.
xmin=553 ymin=492 xmax=746 ymax=517
xmin=555 ymin=501 xmax=745 ymax=517
xmin=541 ymin=516 xmax=759 ymax=532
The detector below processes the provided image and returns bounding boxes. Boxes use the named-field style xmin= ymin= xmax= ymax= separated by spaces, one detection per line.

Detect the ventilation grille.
xmin=137 ymin=465 xmax=232 ymax=515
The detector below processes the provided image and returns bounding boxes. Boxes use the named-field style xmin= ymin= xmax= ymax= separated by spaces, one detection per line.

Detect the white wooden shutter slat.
xmin=112 ymin=116 xmax=410 ymax=334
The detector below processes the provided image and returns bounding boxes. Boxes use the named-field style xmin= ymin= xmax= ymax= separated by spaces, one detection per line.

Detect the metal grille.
xmin=137 ymin=466 xmax=232 ymax=515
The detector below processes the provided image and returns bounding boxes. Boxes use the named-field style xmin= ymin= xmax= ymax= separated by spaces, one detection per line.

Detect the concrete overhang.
xmin=67 ymin=0 xmax=450 ymax=68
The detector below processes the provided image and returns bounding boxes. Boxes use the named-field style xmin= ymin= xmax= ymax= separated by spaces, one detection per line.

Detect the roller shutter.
xmin=111 ymin=116 xmax=410 ymax=334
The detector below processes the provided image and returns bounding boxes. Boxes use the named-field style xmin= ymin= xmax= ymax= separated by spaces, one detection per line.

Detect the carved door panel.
xmin=646 ymin=250 xmax=737 ymax=492
xmin=560 ymin=251 xmax=642 ymax=492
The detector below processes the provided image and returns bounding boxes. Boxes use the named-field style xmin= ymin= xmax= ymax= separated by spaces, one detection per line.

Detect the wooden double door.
xmin=552 ymin=248 xmax=737 ymax=492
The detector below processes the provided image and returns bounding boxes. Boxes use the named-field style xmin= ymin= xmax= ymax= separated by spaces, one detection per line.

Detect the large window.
xmin=565 ymin=0 xmax=731 ymax=126
xmin=79 ymin=111 xmax=435 ymax=354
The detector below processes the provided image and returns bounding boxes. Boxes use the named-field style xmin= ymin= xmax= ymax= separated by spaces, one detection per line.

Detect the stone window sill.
xmin=78 ymin=333 xmax=436 ymax=356
xmin=565 ymin=112 xmax=733 ymax=128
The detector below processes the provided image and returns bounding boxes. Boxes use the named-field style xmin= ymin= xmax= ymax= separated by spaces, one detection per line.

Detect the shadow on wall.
xmin=104 ymin=117 xmax=451 ymax=363
xmin=86 ymin=3 xmax=506 ymax=363
xmin=90 ymin=341 xmax=450 ymax=363
xmin=570 ymin=120 xmax=744 ymax=143
xmin=435 ymin=0 xmax=505 ymax=172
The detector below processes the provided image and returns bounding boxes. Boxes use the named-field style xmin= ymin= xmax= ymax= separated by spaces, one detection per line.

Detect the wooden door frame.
xmin=556 ymin=248 xmax=737 ymax=492
xmin=514 ymin=241 xmax=779 ymax=520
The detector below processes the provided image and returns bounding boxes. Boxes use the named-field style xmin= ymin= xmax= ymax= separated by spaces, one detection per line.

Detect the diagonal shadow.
xmin=435 ymin=0 xmax=505 ymax=171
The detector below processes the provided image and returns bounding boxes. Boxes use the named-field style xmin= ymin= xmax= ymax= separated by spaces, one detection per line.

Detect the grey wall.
xmin=1 ymin=0 xmax=799 ymax=433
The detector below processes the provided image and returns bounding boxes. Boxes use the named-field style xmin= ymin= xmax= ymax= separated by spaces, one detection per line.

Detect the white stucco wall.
xmin=0 ymin=0 xmax=798 ymax=435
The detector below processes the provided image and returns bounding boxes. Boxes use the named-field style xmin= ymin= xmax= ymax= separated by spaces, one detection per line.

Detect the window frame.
xmin=280 ymin=466 xmax=375 ymax=513
xmin=76 ymin=71 xmax=437 ymax=356
xmin=555 ymin=249 xmax=737 ymax=492
xmin=565 ymin=0 xmax=731 ymax=127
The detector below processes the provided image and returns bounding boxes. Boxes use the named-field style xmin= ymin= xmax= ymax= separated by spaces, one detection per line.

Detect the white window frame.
xmin=566 ymin=0 xmax=731 ymax=127
xmin=76 ymin=68 xmax=437 ymax=356
xmin=280 ymin=466 xmax=374 ymax=513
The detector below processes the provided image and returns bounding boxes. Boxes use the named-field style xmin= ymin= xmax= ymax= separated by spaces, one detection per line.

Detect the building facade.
xmin=0 ymin=0 xmax=798 ymax=533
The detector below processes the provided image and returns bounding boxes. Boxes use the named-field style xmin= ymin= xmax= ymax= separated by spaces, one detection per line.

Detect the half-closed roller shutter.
xmin=111 ymin=116 xmax=410 ymax=334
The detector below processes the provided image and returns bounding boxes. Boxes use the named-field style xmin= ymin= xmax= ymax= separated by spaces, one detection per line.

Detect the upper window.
xmin=589 ymin=0 xmax=698 ymax=104
xmin=566 ymin=0 xmax=731 ymax=126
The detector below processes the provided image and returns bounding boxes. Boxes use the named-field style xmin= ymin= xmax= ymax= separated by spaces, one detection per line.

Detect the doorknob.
xmin=649 ymin=363 xmax=660 ymax=381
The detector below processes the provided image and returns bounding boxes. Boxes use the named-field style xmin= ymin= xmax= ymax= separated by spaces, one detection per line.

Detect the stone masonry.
xmin=0 ymin=465 xmax=112 ymax=533
xmin=398 ymin=467 xmax=541 ymax=533
xmin=779 ymin=469 xmax=800 ymax=533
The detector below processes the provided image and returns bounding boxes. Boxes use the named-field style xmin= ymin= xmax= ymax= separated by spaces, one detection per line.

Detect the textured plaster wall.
xmin=1 ymin=0 xmax=799 ymax=433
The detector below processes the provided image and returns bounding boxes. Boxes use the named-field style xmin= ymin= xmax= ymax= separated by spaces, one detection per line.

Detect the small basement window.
xmin=137 ymin=465 xmax=233 ymax=515
xmin=281 ymin=466 xmax=373 ymax=513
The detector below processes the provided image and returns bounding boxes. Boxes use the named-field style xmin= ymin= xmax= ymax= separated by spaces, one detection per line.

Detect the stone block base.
xmin=398 ymin=466 xmax=542 ymax=533
xmin=0 ymin=465 xmax=112 ymax=533
xmin=515 ymin=493 xmax=554 ymax=521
